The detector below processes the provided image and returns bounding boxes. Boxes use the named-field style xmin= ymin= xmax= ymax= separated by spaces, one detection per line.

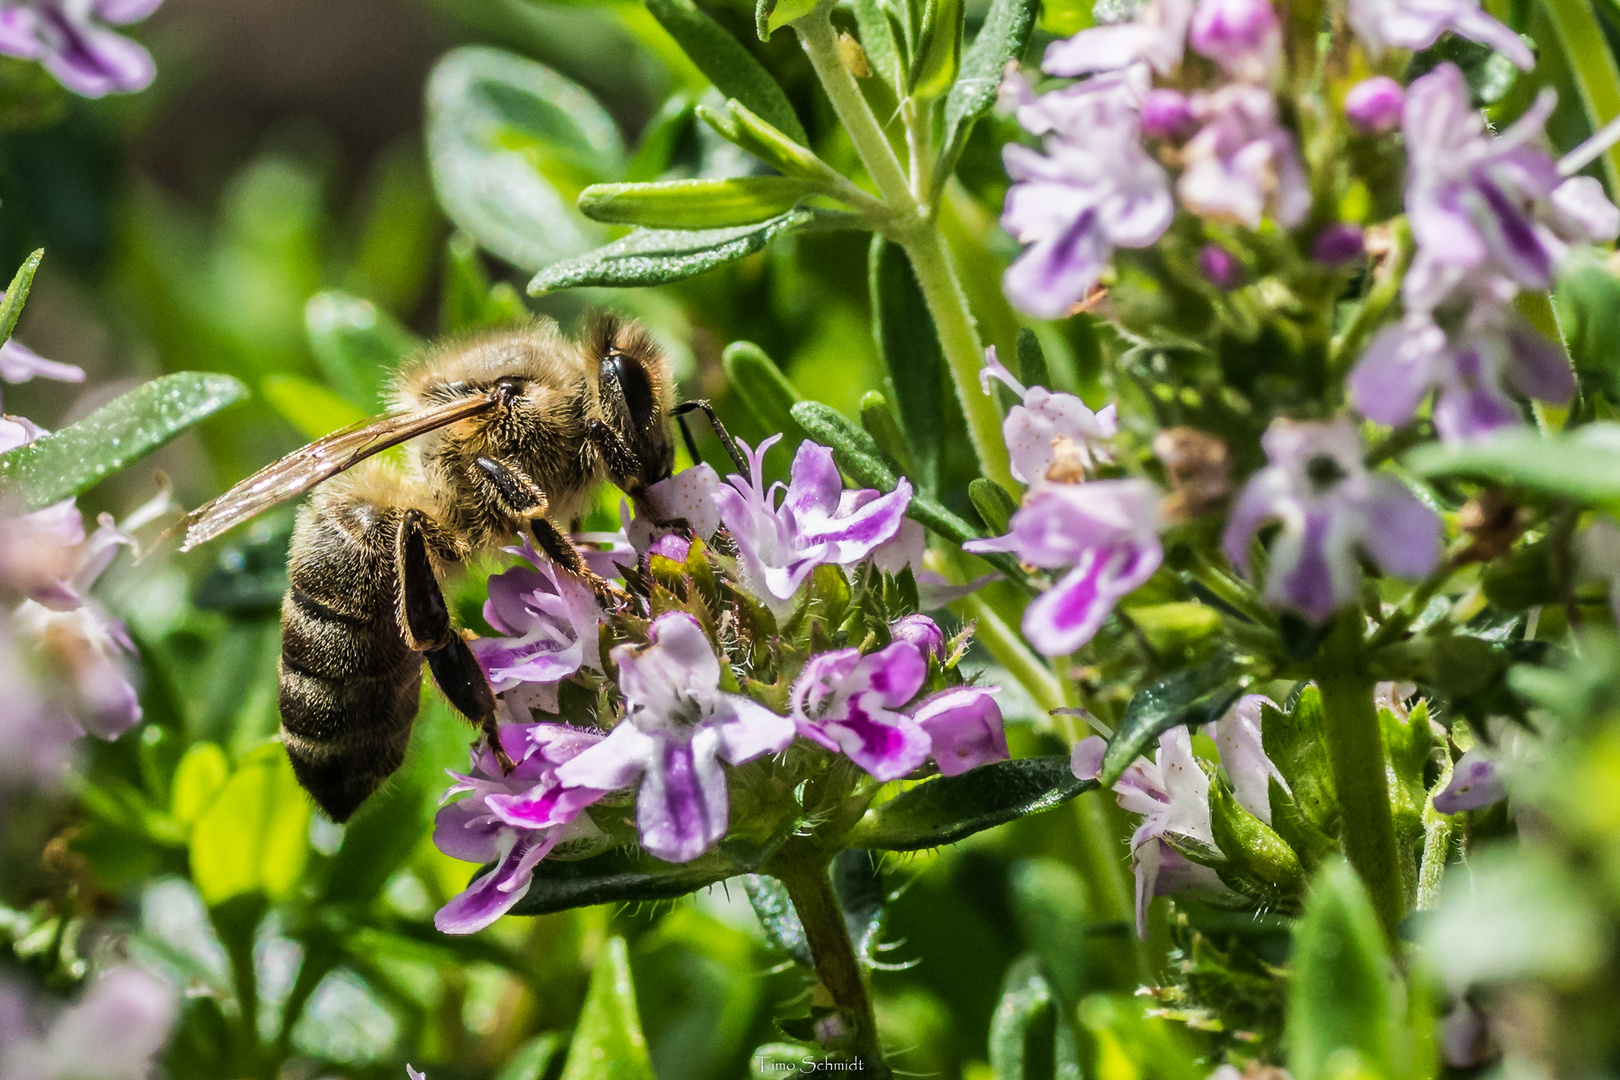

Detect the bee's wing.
xmin=174 ymin=391 xmax=501 ymax=551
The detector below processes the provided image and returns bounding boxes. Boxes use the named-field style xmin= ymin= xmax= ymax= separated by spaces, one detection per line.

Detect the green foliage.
xmin=0 ymin=248 xmax=41 ymax=343
xmin=188 ymin=745 xmax=311 ymax=905
xmin=578 ymin=177 xmax=819 ymax=228
xmin=847 ymin=757 xmax=1096 ymax=851
xmin=1101 ymin=652 xmax=1247 ymax=785
xmin=529 ymin=210 xmax=816 ymax=293
xmin=0 ymin=372 xmax=249 ymax=510
xmin=645 ymin=0 xmax=807 ymax=143
xmin=304 ymin=291 xmax=423 ymax=410
xmin=559 ymin=938 xmax=657 ymax=1080
xmin=870 ymin=236 xmax=946 ymax=494
xmin=938 ymin=0 xmax=1037 ymax=184
xmin=989 ymin=953 xmax=1080 ymax=1080
xmin=1405 ymin=423 xmax=1620 ymax=505
xmin=723 ymin=340 xmax=807 ymax=444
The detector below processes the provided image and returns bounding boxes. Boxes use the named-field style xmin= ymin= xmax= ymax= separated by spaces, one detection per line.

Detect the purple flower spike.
xmin=1312 ymin=223 xmax=1366 ymax=267
xmin=1043 ymin=0 xmax=1192 ymax=76
xmin=1199 ymin=244 xmax=1244 ymax=289
xmin=1178 ymin=85 xmax=1310 ymax=229
xmin=555 ymin=613 xmax=794 ymax=863
xmin=1403 ymin=65 xmax=1620 ymax=313
xmin=981 ymin=347 xmax=1117 ymax=485
xmin=469 ymin=539 xmax=603 ymax=716
xmin=1223 ymin=419 xmax=1441 ymax=622
xmin=1189 ymin=0 xmax=1281 ymax=83
xmin=1348 ymin=0 xmax=1532 ymax=69
xmin=0 ymin=0 xmax=162 ymax=98
xmin=1432 ymin=748 xmax=1506 ymax=813
xmin=713 ymin=436 xmax=912 ymax=615
xmin=999 ymin=68 xmax=1175 ymax=319
xmin=1140 ymin=88 xmax=1195 ymax=141
xmin=1344 ymin=76 xmax=1404 ymax=134
xmin=1351 ymin=276 xmax=1573 ymax=443
xmin=966 ymin=479 xmax=1163 ymax=655
xmin=912 ymin=687 xmax=1008 ymax=776
xmin=434 ymin=724 xmax=609 ymax=934
xmin=791 ymin=643 xmax=929 ymax=781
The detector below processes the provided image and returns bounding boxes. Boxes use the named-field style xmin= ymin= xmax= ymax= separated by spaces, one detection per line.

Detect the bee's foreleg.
xmin=585 ymin=418 xmax=644 ymax=494
xmin=395 ymin=509 xmax=514 ymax=773
xmin=672 ymin=400 xmax=747 ymax=473
xmin=471 ymin=456 xmax=630 ymax=608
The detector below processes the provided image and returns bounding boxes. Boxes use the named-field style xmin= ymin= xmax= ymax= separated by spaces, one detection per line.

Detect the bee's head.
xmin=586 ymin=315 xmax=676 ymax=492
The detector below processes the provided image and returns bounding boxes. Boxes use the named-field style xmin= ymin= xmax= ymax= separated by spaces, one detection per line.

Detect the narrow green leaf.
xmin=860 ymin=390 xmax=918 ymax=479
xmin=848 ymin=756 xmax=1096 ymax=851
xmin=870 ymin=236 xmax=945 ymax=495
xmin=1538 ymin=0 xmax=1620 ymax=193
xmin=529 ymin=210 xmax=815 ymax=294
xmin=989 ymin=953 xmax=1068 ymax=1080
xmin=626 ymin=95 xmax=696 ymax=183
xmin=1008 ymin=859 xmax=1088 ymax=1006
xmin=559 ymin=937 xmax=656 ymax=1080
xmin=852 ymin=0 xmax=905 ymax=91
xmin=1015 ymin=326 xmax=1049 ymax=391
xmin=441 ymin=231 xmax=528 ymax=334
xmin=1404 ymin=423 xmax=1620 ymax=505
xmin=579 ymin=176 xmax=817 ymax=228
xmin=1101 ymin=653 xmax=1247 ymax=785
xmin=970 ymin=476 xmax=1019 ymax=536
xmin=0 ymin=248 xmax=43 ymax=344
xmin=262 ymin=375 xmax=368 ymax=442
xmin=911 ymin=0 xmax=965 ymax=99
xmin=697 ymin=98 xmax=827 ymax=180
xmin=938 ymin=0 xmax=1036 ymax=180
xmin=647 ymin=0 xmax=808 ymax=142
xmin=426 ymin=46 xmax=624 ymax=273
xmin=495 ymin=1034 xmax=567 ymax=1080
xmin=305 ymin=291 xmax=423 ymax=409
xmin=723 ymin=340 xmax=806 ymax=441
xmin=1123 ymin=602 xmax=1223 ymax=654
xmin=1209 ymin=780 xmax=1306 ymax=898
xmin=756 ymin=0 xmax=819 ymax=40
xmin=0 ymin=372 xmax=249 ymax=512
xmin=743 ymin=874 xmax=813 ymax=965
xmin=1287 ymin=860 xmax=1396 ymax=1080
xmin=1261 ymin=688 xmax=1340 ymax=840
xmin=1554 ymin=251 xmax=1620 ymax=401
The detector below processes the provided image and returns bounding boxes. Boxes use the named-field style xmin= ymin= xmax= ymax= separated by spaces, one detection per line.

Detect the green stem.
xmin=1329 ymin=217 xmax=1410 ymax=374
xmin=773 ymin=850 xmax=889 ymax=1075
xmin=1316 ymin=618 xmax=1405 ymax=941
xmin=1417 ymin=758 xmax=1456 ymax=912
xmin=1539 ymin=0 xmax=1620 ymax=195
xmin=954 ymin=593 xmax=1064 ymax=713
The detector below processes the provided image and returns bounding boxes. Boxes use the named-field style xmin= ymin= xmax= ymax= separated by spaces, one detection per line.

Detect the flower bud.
xmin=1312 ymin=222 xmax=1366 ymax=267
xmin=1189 ymin=0 xmax=1281 ymax=81
xmin=891 ymin=614 xmax=945 ymax=659
xmin=1199 ymin=244 xmax=1243 ymax=289
xmin=1344 ymin=75 xmax=1404 ymax=134
xmin=1140 ymin=88 xmax=1195 ymax=140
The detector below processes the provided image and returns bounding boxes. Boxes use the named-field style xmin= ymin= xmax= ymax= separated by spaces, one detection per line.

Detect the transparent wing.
xmin=174 ymin=391 xmax=500 ymax=551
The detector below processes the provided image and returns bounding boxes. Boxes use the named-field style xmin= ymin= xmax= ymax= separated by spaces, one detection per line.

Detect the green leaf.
xmin=1404 ymin=423 xmax=1620 ymax=505
xmin=1554 ymin=251 xmax=1620 ymax=401
xmin=697 ymin=98 xmax=827 ymax=180
xmin=1008 ymin=859 xmax=1088 ymax=1006
xmin=1380 ymin=699 xmax=1433 ymax=844
xmin=1287 ymin=860 xmax=1396 ymax=1080
xmin=261 ymin=374 xmax=369 ymax=441
xmin=1261 ymin=688 xmax=1340 ymax=840
xmin=860 ymin=390 xmax=918 ymax=479
xmin=188 ymin=745 xmax=311 ymax=905
xmin=529 ymin=210 xmax=815 ymax=294
xmin=170 ymin=742 xmax=230 ymax=827
xmin=626 ymin=95 xmax=696 ymax=183
xmin=0 ymin=372 xmax=249 ymax=512
xmin=1076 ymin=995 xmax=1205 ymax=1080
xmin=848 ymin=756 xmax=1096 ymax=851
xmin=559 ymin=937 xmax=656 ymax=1080
xmin=304 ymin=291 xmax=423 ymax=409
xmin=938 ymin=0 xmax=1037 ymax=181
xmin=441 ymin=231 xmax=528 ymax=334
xmin=1101 ymin=653 xmax=1247 ymax=785
xmin=911 ymin=0 xmax=965 ymax=98
xmin=724 ymin=340 xmax=806 ymax=441
xmin=1208 ymin=780 xmax=1305 ymax=899
xmin=1122 ymin=602 xmax=1223 ymax=654
xmin=426 ymin=46 xmax=624 ymax=274
xmin=0 ymin=248 xmax=42 ymax=344
xmin=970 ymin=476 xmax=1018 ymax=535
xmin=1015 ymin=326 xmax=1050 ymax=391
xmin=755 ymin=0 xmax=819 ymax=40
xmin=579 ymin=176 xmax=817 ymax=228
xmin=743 ymin=874 xmax=813 ymax=965
xmin=495 ymin=1034 xmax=568 ymax=1080
xmin=870 ymin=236 xmax=945 ymax=494
xmin=1538 ymin=0 xmax=1620 ymax=193
xmin=647 ymin=0 xmax=808 ymax=142
xmin=852 ymin=0 xmax=905 ymax=91
xmin=989 ymin=953 xmax=1078 ymax=1080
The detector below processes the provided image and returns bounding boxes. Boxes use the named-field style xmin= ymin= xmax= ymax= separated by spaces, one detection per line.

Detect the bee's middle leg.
xmin=395 ymin=509 xmax=513 ymax=772
xmin=471 ymin=456 xmax=629 ymax=606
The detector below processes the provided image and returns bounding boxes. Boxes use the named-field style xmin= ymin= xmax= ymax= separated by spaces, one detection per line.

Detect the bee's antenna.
xmin=673 ymin=400 xmax=747 ymax=473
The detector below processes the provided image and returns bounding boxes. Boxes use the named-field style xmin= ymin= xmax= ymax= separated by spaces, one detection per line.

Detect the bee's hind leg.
xmin=471 ymin=456 xmax=630 ymax=607
xmin=395 ymin=509 xmax=515 ymax=773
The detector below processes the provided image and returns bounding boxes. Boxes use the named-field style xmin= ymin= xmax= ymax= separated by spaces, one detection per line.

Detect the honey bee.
xmin=175 ymin=316 xmax=725 ymax=822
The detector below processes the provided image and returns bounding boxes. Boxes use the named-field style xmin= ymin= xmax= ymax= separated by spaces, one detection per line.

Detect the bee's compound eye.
xmin=602 ymin=352 xmax=656 ymax=430
xmin=494 ymin=377 xmax=526 ymax=404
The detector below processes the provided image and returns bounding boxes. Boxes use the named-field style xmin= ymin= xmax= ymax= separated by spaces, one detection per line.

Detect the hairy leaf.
xmin=848 ymin=756 xmax=1095 ymax=851
xmin=558 ymin=937 xmax=656 ymax=1080
xmin=0 ymin=248 xmax=42 ymax=344
xmin=647 ymin=0 xmax=807 ymax=141
xmin=579 ymin=176 xmax=816 ymax=228
xmin=870 ymin=236 xmax=945 ymax=494
xmin=529 ymin=210 xmax=815 ymax=293
xmin=1101 ymin=653 xmax=1247 ymax=785
xmin=1405 ymin=423 xmax=1620 ymax=505
xmin=938 ymin=0 xmax=1038 ymax=183
xmin=724 ymin=340 xmax=806 ymax=442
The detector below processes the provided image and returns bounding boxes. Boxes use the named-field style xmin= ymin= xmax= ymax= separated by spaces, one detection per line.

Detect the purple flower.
xmin=0 ymin=965 xmax=178 ymax=1080
xmin=1344 ymin=76 xmax=1404 ymax=134
xmin=554 ymin=612 xmax=795 ymax=863
xmin=792 ymin=643 xmax=929 ymax=780
xmin=980 ymin=347 xmax=1118 ymax=485
xmin=713 ymin=436 xmax=912 ymax=615
xmin=433 ymin=723 xmax=609 ymax=933
xmin=1043 ymin=0 xmax=1192 ymax=76
xmin=1188 ymin=0 xmax=1281 ymax=83
xmin=1178 ymin=85 xmax=1310 ymax=229
xmin=1347 ymin=0 xmax=1532 ymax=70
xmin=0 ymin=339 xmax=83 ymax=391
xmin=1222 ymin=419 xmax=1441 ymax=622
xmin=912 ymin=687 xmax=1008 ymax=776
xmin=1350 ymin=276 xmax=1574 ymax=443
xmin=407 ymin=1068 xmax=427 ymax=1080
xmin=1403 ymin=65 xmax=1620 ymax=313
xmin=0 ymin=0 xmax=162 ymax=99
xmin=1432 ymin=748 xmax=1504 ymax=812
xmin=1199 ymin=244 xmax=1244 ymax=289
xmin=1071 ymin=726 xmax=1231 ymax=939
xmin=890 ymin=613 xmax=945 ymax=659
xmin=469 ymin=540 xmax=602 ymax=717
xmin=1140 ymin=88 xmax=1195 ymax=141
xmin=869 ymin=519 xmax=997 ymax=608
xmin=999 ymin=68 xmax=1175 ymax=319
xmin=966 ymin=479 xmax=1163 ymax=656
xmin=627 ymin=462 xmax=724 ymax=553
xmin=1203 ymin=694 xmax=1287 ymax=823
xmin=1312 ymin=223 xmax=1366 ymax=267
